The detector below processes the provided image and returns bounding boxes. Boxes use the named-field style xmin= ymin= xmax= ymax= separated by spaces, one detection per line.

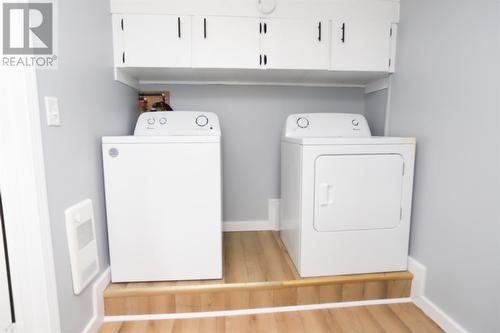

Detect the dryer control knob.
xmin=352 ymin=119 xmax=359 ymax=126
xmin=297 ymin=117 xmax=310 ymax=129
xmin=147 ymin=117 xmax=156 ymax=125
xmin=196 ymin=115 xmax=209 ymax=127
xmin=159 ymin=117 xmax=167 ymax=125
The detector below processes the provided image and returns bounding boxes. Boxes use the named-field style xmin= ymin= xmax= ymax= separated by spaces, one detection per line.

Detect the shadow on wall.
xmin=365 ymin=89 xmax=388 ymax=136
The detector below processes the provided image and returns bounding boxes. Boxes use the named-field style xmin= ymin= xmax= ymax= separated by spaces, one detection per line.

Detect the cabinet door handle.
xmin=264 ymin=54 xmax=267 ymax=65
xmin=341 ymin=23 xmax=346 ymax=43
xmin=204 ymin=18 xmax=207 ymax=39
xmin=318 ymin=22 xmax=322 ymax=41
xmin=121 ymin=18 xmax=124 ymax=31
xmin=264 ymin=23 xmax=267 ymax=34
xmin=260 ymin=22 xmax=262 ymax=34
xmin=177 ymin=17 xmax=181 ymax=38
xmin=122 ymin=52 xmax=125 ymax=63
xmin=260 ymin=54 xmax=262 ymax=65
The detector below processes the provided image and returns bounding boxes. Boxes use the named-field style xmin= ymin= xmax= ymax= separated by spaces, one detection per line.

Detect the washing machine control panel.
xmin=284 ymin=113 xmax=371 ymax=137
xmin=134 ymin=111 xmax=221 ymax=136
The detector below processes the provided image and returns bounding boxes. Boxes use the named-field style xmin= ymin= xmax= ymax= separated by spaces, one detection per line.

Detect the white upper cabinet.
xmin=330 ymin=19 xmax=392 ymax=72
xmin=110 ymin=0 xmax=401 ymax=87
xmin=261 ymin=18 xmax=330 ymax=70
xmin=121 ymin=15 xmax=191 ymax=67
xmin=192 ymin=16 xmax=261 ymax=69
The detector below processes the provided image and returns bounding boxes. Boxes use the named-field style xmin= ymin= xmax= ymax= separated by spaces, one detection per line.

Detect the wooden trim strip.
xmin=104 ymin=272 xmax=413 ymax=298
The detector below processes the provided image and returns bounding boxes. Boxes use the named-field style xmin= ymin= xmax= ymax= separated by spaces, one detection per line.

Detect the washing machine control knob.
xmin=352 ymin=119 xmax=359 ymax=126
xmin=297 ymin=117 xmax=309 ymax=129
xmin=159 ymin=117 xmax=167 ymax=125
xmin=147 ymin=117 xmax=156 ymax=125
xmin=196 ymin=115 xmax=209 ymax=127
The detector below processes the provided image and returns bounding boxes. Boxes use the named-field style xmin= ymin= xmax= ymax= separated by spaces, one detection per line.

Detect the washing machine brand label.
xmin=109 ymin=148 xmax=119 ymax=158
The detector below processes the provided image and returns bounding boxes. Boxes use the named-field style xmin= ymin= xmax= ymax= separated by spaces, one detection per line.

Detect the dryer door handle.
xmin=319 ymin=183 xmax=334 ymax=206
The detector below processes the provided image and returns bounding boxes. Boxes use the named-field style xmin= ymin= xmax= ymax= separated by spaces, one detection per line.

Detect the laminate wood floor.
xmin=98 ymin=303 xmax=444 ymax=333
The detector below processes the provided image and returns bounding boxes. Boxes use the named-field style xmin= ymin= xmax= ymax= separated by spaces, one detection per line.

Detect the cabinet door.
xmin=192 ymin=16 xmax=261 ymax=69
xmin=331 ymin=20 xmax=391 ymax=71
xmin=261 ymin=18 xmax=330 ymax=70
xmin=121 ymin=15 xmax=191 ymax=67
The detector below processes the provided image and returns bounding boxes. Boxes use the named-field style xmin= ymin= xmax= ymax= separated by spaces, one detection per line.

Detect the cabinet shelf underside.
xmin=115 ymin=67 xmax=390 ymax=89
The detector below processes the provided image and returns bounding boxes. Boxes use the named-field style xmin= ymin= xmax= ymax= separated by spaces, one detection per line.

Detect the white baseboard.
xmin=407 ymin=256 xmax=426 ymax=298
xmin=268 ymin=199 xmax=281 ymax=231
xmin=414 ymin=297 xmax=468 ymax=333
xmin=223 ymin=220 xmax=275 ymax=232
xmin=82 ymin=267 xmax=111 ymax=333
xmin=224 ymin=200 xmax=281 ymax=232
xmin=408 ymin=257 xmax=468 ymax=333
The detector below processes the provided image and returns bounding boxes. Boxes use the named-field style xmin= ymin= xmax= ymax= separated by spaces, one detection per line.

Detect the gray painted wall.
xmin=388 ymin=0 xmax=500 ymax=332
xmin=142 ymin=84 xmax=365 ymax=221
xmin=36 ymin=0 xmax=137 ymax=332
xmin=364 ymin=89 xmax=388 ymax=136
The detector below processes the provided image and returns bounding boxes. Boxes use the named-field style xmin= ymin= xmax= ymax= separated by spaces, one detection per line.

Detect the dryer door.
xmin=314 ymin=154 xmax=404 ymax=232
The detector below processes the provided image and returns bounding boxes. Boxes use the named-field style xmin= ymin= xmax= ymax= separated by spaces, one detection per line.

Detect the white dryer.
xmin=280 ymin=113 xmax=415 ymax=277
xmin=102 ymin=111 xmax=222 ymax=282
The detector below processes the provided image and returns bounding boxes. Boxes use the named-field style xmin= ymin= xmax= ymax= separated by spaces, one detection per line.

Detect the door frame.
xmin=0 ymin=69 xmax=61 ymax=333
xmin=0 ymin=197 xmax=13 ymax=331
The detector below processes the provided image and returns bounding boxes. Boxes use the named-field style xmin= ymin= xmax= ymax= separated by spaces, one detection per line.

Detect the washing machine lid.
xmin=133 ymin=111 xmax=221 ymax=136
xmin=102 ymin=135 xmax=220 ymax=144
xmin=282 ymin=136 xmax=416 ymax=145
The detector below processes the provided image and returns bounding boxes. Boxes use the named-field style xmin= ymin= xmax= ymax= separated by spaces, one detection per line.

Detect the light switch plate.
xmin=45 ymin=96 xmax=60 ymax=126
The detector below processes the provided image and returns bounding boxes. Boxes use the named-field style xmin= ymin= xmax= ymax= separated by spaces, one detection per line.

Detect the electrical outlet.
xmin=45 ymin=96 xmax=60 ymax=126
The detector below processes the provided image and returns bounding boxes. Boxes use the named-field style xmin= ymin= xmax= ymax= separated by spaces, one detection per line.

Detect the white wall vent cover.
xmin=65 ymin=199 xmax=99 ymax=295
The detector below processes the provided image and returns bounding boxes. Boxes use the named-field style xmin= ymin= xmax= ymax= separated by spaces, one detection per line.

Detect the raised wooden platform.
xmin=104 ymin=232 xmax=412 ymax=316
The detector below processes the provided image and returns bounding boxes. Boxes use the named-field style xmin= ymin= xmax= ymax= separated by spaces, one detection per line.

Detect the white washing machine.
xmin=102 ymin=111 xmax=222 ymax=282
xmin=280 ymin=113 xmax=416 ymax=277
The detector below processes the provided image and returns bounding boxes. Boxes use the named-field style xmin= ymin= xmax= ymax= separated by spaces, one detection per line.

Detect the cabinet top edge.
xmin=110 ymin=1 xmax=400 ymax=23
